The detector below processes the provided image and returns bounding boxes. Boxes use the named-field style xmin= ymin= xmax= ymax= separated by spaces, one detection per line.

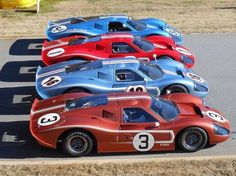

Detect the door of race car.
xmin=112 ymin=68 xmax=147 ymax=93
xmin=118 ymin=107 xmax=174 ymax=152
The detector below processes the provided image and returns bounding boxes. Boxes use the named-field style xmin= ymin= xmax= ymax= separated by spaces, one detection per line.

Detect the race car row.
xmin=30 ymin=15 xmax=230 ymax=157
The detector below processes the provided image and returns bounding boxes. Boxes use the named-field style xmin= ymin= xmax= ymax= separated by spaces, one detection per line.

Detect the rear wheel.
xmin=64 ymin=87 xmax=89 ymax=94
xmin=62 ymin=131 xmax=93 ymax=157
xmin=163 ymin=84 xmax=188 ymax=95
xmin=178 ymin=127 xmax=208 ymax=152
xmin=68 ymin=57 xmax=89 ymax=63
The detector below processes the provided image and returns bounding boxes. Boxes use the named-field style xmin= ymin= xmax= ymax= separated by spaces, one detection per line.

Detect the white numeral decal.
xmin=133 ymin=132 xmax=155 ymax=152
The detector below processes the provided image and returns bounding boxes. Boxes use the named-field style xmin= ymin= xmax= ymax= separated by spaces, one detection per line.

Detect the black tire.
xmin=68 ymin=33 xmax=89 ymax=37
xmin=68 ymin=57 xmax=89 ymax=63
xmin=157 ymin=56 xmax=174 ymax=60
xmin=64 ymin=87 xmax=89 ymax=94
xmin=162 ymin=84 xmax=188 ymax=95
xmin=147 ymin=34 xmax=160 ymax=37
xmin=178 ymin=127 xmax=208 ymax=152
xmin=62 ymin=131 xmax=93 ymax=157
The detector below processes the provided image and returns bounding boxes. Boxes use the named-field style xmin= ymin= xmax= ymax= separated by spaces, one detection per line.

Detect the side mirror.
xmin=153 ymin=54 xmax=157 ymax=61
xmin=123 ymin=24 xmax=128 ymax=28
xmin=154 ymin=122 xmax=160 ymax=127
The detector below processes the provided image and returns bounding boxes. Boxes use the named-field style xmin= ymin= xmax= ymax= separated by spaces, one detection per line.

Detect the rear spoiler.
xmin=42 ymin=40 xmax=49 ymax=51
xmin=47 ymin=20 xmax=55 ymax=28
xmin=30 ymin=98 xmax=39 ymax=115
xmin=35 ymin=66 xmax=42 ymax=80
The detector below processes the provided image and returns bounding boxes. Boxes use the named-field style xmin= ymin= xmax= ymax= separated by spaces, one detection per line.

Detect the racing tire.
xmin=163 ymin=84 xmax=188 ymax=95
xmin=157 ymin=56 xmax=174 ymax=60
xmin=68 ymin=57 xmax=89 ymax=63
xmin=62 ymin=131 xmax=93 ymax=157
xmin=64 ymin=87 xmax=90 ymax=94
xmin=178 ymin=127 xmax=208 ymax=152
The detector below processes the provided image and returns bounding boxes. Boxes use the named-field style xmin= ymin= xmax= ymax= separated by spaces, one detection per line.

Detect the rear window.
xmin=66 ymin=95 xmax=108 ymax=109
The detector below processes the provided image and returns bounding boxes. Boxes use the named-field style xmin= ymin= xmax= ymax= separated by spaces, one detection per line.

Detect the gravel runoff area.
xmin=0 ymin=0 xmax=236 ymax=38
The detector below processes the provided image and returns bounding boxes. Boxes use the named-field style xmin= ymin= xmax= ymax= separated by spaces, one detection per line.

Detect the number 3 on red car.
xmin=133 ymin=132 xmax=155 ymax=151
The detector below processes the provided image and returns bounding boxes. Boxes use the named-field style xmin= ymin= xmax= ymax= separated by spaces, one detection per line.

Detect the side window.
xmin=112 ymin=42 xmax=137 ymax=53
xmin=116 ymin=69 xmax=144 ymax=82
xmin=123 ymin=108 xmax=157 ymax=123
xmin=108 ymin=22 xmax=132 ymax=32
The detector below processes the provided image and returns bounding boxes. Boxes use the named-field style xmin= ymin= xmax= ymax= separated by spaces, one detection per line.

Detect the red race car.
xmin=42 ymin=33 xmax=195 ymax=68
xmin=30 ymin=92 xmax=230 ymax=157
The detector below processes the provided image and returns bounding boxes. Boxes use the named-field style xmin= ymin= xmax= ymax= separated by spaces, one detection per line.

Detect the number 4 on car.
xmin=30 ymin=92 xmax=230 ymax=157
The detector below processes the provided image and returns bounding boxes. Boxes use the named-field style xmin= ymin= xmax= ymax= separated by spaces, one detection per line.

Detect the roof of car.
xmin=65 ymin=92 xmax=152 ymax=110
xmin=65 ymin=58 xmax=140 ymax=73
xmin=75 ymin=15 xmax=129 ymax=23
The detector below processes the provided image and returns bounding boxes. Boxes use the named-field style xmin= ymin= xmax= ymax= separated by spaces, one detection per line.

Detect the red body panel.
xmin=30 ymin=92 xmax=230 ymax=154
xmin=42 ymin=33 xmax=195 ymax=68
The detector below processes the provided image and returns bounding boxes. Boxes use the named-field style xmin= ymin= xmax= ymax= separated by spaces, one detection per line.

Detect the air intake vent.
xmin=176 ymin=70 xmax=184 ymax=77
xmin=194 ymin=105 xmax=203 ymax=117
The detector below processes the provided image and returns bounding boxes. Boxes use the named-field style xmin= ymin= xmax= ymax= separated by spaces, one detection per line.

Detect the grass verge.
xmin=0 ymin=156 xmax=236 ymax=176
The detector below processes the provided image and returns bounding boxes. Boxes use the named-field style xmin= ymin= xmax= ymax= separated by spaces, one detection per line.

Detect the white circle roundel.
xmin=206 ymin=111 xmax=225 ymax=123
xmin=186 ymin=72 xmax=205 ymax=83
xmin=133 ymin=132 xmax=155 ymax=152
xmin=38 ymin=113 xmax=60 ymax=126
xmin=175 ymin=47 xmax=192 ymax=56
xmin=47 ymin=48 xmax=65 ymax=57
xmin=126 ymin=85 xmax=147 ymax=93
xmin=51 ymin=25 xmax=67 ymax=33
xmin=41 ymin=76 xmax=62 ymax=87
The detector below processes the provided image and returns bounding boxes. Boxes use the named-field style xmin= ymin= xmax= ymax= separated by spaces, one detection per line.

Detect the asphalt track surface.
xmin=0 ymin=34 xmax=235 ymax=161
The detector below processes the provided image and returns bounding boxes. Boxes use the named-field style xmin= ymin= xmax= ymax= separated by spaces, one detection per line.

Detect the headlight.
xmin=181 ymin=55 xmax=194 ymax=64
xmin=214 ymin=124 xmax=230 ymax=135
xmin=194 ymin=83 xmax=208 ymax=92
xmin=165 ymin=25 xmax=180 ymax=36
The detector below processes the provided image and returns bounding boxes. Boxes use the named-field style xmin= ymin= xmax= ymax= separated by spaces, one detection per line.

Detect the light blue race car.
xmin=46 ymin=15 xmax=183 ymax=44
xmin=36 ymin=58 xmax=208 ymax=99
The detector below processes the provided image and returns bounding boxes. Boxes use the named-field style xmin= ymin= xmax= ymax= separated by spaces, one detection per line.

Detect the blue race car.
xmin=46 ymin=15 xmax=183 ymax=44
xmin=36 ymin=57 xmax=208 ymax=99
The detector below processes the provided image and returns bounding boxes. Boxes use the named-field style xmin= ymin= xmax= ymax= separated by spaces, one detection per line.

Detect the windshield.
xmin=133 ymin=38 xmax=154 ymax=52
xmin=139 ymin=62 xmax=163 ymax=80
xmin=150 ymin=96 xmax=179 ymax=121
xmin=127 ymin=20 xmax=146 ymax=31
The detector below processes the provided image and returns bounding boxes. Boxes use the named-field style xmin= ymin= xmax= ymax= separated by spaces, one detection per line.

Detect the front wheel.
xmin=163 ymin=84 xmax=188 ymax=95
xmin=62 ymin=131 xmax=94 ymax=157
xmin=178 ymin=127 xmax=208 ymax=152
xmin=157 ymin=56 xmax=174 ymax=60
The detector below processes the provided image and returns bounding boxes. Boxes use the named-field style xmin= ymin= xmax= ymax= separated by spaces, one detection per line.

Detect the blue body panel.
xmin=46 ymin=15 xmax=183 ymax=44
xmin=36 ymin=58 xmax=208 ymax=99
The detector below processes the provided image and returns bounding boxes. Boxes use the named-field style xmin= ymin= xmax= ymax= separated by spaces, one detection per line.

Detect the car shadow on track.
xmin=9 ymin=38 xmax=46 ymax=56
xmin=0 ymin=86 xmax=38 ymax=115
xmin=0 ymin=60 xmax=44 ymax=82
xmin=0 ymin=121 xmax=62 ymax=159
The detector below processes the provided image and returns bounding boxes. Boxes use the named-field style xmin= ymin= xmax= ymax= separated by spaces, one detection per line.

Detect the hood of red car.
xmin=177 ymin=103 xmax=203 ymax=117
xmin=176 ymin=102 xmax=229 ymax=127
